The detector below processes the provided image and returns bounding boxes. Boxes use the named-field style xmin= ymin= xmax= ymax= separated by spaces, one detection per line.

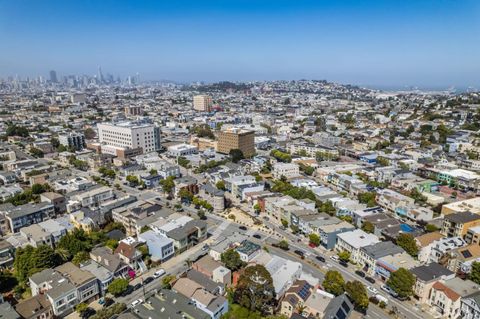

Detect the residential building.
xmin=441 ymin=211 xmax=480 ymax=237
xmin=166 ymin=219 xmax=207 ymax=253
xmin=411 ymin=263 xmax=455 ymax=304
xmin=358 ymin=241 xmax=405 ymax=277
xmin=172 ymin=277 xmax=228 ymax=319
xmin=14 ymin=295 xmax=53 ymax=319
xmin=216 ymin=127 xmax=255 ymax=158
xmin=272 ymin=162 xmax=300 ymax=180
xmin=441 ymin=197 xmax=480 ymax=216
xmin=0 ymin=239 xmax=14 ymax=269
xmin=429 ymin=277 xmax=479 ymax=318
xmin=198 ymin=184 xmax=225 ymax=212
xmin=138 ymin=230 xmax=175 ymax=262
xmin=428 ymin=237 xmax=466 ymax=264
xmin=0 ymin=202 xmax=55 ymax=233
xmin=280 ymin=280 xmax=313 ymax=318
xmin=461 ymin=291 xmax=480 ymax=319
xmin=193 ymin=95 xmax=213 ymax=112
xmin=415 ymin=232 xmax=445 ymax=264
xmin=336 ymin=229 xmax=380 ymax=263
xmin=58 ymin=132 xmax=86 ymax=151
xmin=129 ymin=289 xmax=210 ymax=319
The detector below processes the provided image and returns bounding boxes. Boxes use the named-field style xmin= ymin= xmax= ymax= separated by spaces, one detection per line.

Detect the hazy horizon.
xmin=1 ymin=0 xmax=479 ymax=88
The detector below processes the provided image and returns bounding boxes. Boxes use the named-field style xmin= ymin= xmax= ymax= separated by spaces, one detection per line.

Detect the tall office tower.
xmin=98 ymin=66 xmax=104 ymax=84
xmin=193 ymin=95 xmax=213 ymax=112
xmin=217 ymin=127 xmax=255 ymax=157
xmin=97 ymin=121 xmax=161 ymax=155
xmin=49 ymin=70 xmax=58 ymax=83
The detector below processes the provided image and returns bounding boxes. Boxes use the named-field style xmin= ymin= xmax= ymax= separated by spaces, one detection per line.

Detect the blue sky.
xmin=0 ymin=0 xmax=479 ymax=87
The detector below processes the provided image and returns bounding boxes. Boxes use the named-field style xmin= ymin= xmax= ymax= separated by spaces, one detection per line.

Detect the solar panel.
xmin=461 ymin=250 xmax=473 ymax=258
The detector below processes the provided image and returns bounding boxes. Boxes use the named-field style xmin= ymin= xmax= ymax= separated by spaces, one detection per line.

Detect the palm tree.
xmin=55 ymin=248 xmax=71 ymax=262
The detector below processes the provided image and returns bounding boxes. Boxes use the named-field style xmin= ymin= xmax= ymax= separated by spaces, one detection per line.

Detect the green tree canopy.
xmin=309 ymin=233 xmax=321 ymax=246
xmin=387 ymin=268 xmax=415 ymax=298
xmin=216 ymin=180 xmax=226 ymax=191
xmin=72 ymin=251 xmax=90 ymax=266
xmin=14 ymin=245 xmax=62 ymax=283
xmin=396 ymin=233 xmax=419 ymax=257
xmin=345 ymin=280 xmax=369 ymax=311
xmin=234 ymin=265 xmax=276 ymax=314
xmin=322 ymin=270 xmax=345 ymax=296
xmin=107 ymin=278 xmax=129 ymax=297
xmin=230 ymin=149 xmax=245 ymax=162
xmin=361 ymin=221 xmax=375 ymax=234
xmin=338 ymin=250 xmax=351 ymax=263
xmin=469 ymin=262 xmax=480 ymax=285
xmin=221 ymin=249 xmax=246 ymax=271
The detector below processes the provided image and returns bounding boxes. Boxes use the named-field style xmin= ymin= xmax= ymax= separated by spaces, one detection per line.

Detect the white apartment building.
xmin=97 ymin=121 xmax=161 ymax=155
xmin=336 ymin=229 xmax=380 ymax=263
xmin=193 ymin=95 xmax=213 ymax=112
xmin=272 ymin=163 xmax=300 ymax=180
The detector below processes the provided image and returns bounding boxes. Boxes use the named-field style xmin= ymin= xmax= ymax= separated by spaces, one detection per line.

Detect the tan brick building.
xmin=216 ymin=128 xmax=255 ymax=158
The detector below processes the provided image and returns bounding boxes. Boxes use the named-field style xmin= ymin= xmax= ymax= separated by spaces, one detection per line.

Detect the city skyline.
xmin=1 ymin=0 xmax=479 ymax=88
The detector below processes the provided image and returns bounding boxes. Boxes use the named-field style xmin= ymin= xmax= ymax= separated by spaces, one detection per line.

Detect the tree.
xmin=14 ymin=245 xmax=62 ymax=283
xmin=322 ymin=270 xmax=345 ymax=296
xmin=281 ymin=219 xmax=288 ymax=228
xmin=0 ymin=270 xmax=18 ymax=293
xmin=107 ymin=278 xmax=129 ymax=297
xmin=361 ymin=221 xmax=375 ymax=234
xmin=345 ymin=280 xmax=369 ymax=311
xmin=396 ymin=233 xmax=418 ymax=257
xmin=357 ymin=192 xmax=377 ymax=207
xmin=309 ymin=233 xmax=321 ymax=247
xmin=230 ymin=149 xmax=245 ymax=163
xmin=387 ymin=268 xmax=415 ymax=298
xmin=275 ymin=240 xmax=289 ymax=250
xmin=162 ymin=275 xmax=176 ymax=289
xmin=30 ymin=147 xmax=44 ymax=158
xmin=234 ymin=265 xmax=276 ymax=314
xmin=177 ymin=156 xmax=190 ymax=168
xmin=76 ymin=303 xmax=88 ymax=315
xmin=160 ymin=176 xmax=175 ymax=194
xmin=57 ymin=229 xmax=93 ymax=257
xmin=425 ymin=224 xmax=439 ymax=233
xmin=197 ymin=210 xmax=207 ymax=220
xmin=178 ymin=188 xmax=194 ymax=202
xmin=72 ymin=251 xmax=90 ymax=266
xmin=338 ymin=250 xmax=351 ymax=263
xmin=149 ymin=169 xmax=158 ymax=176
xmin=105 ymin=239 xmax=119 ymax=250
xmin=469 ymin=262 xmax=480 ymax=285
xmin=216 ymin=180 xmax=226 ymax=191
xmin=6 ymin=124 xmax=29 ymax=137
xmin=126 ymin=175 xmax=139 ymax=186
xmin=221 ymin=249 xmax=245 ymax=271
xmin=84 ymin=128 xmax=96 ymax=139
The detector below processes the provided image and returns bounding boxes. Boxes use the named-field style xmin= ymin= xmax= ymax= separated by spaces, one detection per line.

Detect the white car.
xmin=153 ymin=269 xmax=166 ymax=278
xmin=367 ymin=286 xmax=379 ymax=294
xmin=330 ymin=255 xmax=339 ymax=262
xmin=130 ymin=299 xmax=143 ymax=308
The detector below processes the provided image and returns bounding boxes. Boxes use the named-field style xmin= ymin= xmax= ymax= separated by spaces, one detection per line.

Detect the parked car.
xmin=253 ymin=234 xmax=262 ymax=239
xmin=82 ymin=307 xmax=96 ymax=319
xmin=294 ymin=250 xmax=305 ymax=259
xmin=143 ymin=277 xmax=154 ymax=285
xmin=381 ymin=285 xmax=398 ymax=297
xmin=133 ymin=283 xmax=142 ymax=291
xmin=339 ymin=260 xmax=348 ymax=267
xmin=365 ymin=276 xmax=375 ymax=284
xmin=355 ymin=270 xmax=365 ymax=278
xmin=239 ymin=226 xmax=247 ymax=231
xmin=121 ymin=285 xmax=134 ymax=297
xmin=315 ymin=255 xmax=325 ymax=262
xmin=153 ymin=269 xmax=166 ymax=278
xmin=103 ymin=297 xmax=114 ymax=308
xmin=330 ymin=255 xmax=339 ymax=262
xmin=130 ymin=299 xmax=143 ymax=308
xmin=367 ymin=286 xmax=379 ymax=294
